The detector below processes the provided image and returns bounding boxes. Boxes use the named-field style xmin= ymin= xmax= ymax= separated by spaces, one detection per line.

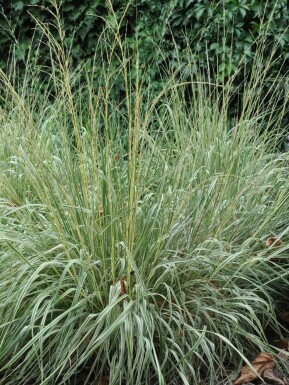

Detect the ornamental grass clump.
xmin=0 ymin=4 xmax=289 ymax=385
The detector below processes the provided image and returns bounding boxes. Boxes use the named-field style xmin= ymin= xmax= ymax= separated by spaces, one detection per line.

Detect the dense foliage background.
xmin=1 ymin=0 xmax=288 ymax=80
xmin=1 ymin=0 xmax=289 ymax=128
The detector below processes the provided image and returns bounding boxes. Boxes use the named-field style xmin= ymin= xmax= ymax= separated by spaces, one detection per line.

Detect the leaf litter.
xmin=233 ymin=352 xmax=275 ymax=385
xmin=234 ymin=349 xmax=289 ymax=385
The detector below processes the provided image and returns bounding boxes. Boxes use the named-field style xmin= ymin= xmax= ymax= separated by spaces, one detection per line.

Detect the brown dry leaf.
xmin=263 ymin=369 xmax=286 ymax=385
xmin=278 ymin=351 xmax=289 ymax=372
xmin=120 ymin=275 xmax=127 ymax=295
xmin=278 ymin=351 xmax=289 ymax=360
xmin=275 ymin=340 xmax=289 ymax=351
xmin=9 ymin=199 xmax=21 ymax=207
xmin=95 ymin=376 xmax=110 ymax=385
xmin=114 ymin=153 xmax=121 ymax=161
xmin=266 ymin=237 xmax=284 ymax=247
xmin=233 ymin=352 xmax=275 ymax=385
xmin=278 ymin=312 xmax=289 ymax=324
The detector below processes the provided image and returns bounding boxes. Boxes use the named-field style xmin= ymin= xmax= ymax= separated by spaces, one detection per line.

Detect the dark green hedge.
xmin=0 ymin=1 xmax=288 ymax=96
xmin=0 ymin=1 xmax=109 ymax=65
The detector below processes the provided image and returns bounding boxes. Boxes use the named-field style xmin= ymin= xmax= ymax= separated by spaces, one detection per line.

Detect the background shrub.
xmin=1 ymin=1 xmax=289 ymax=81
xmin=1 ymin=1 xmax=289 ymax=129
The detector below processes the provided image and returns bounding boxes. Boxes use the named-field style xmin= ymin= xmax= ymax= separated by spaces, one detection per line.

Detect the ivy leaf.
xmin=13 ymin=1 xmax=24 ymax=11
xmin=239 ymin=7 xmax=246 ymax=18
xmin=195 ymin=5 xmax=205 ymax=20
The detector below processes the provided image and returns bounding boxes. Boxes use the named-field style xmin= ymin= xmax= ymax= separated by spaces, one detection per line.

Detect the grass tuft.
xmin=0 ymin=5 xmax=289 ymax=385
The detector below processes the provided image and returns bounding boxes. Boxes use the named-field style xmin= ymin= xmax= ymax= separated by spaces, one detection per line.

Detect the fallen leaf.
xmin=275 ymin=340 xmax=289 ymax=351
xmin=120 ymin=275 xmax=127 ymax=295
xmin=278 ymin=312 xmax=289 ymax=324
xmin=95 ymin=376 xmax=110 ymax=385
xmin=266 ymin=237 xmax=284 ymax=247
xmin=114 ymin=153 xmax=120 ymax=161
xmin=9 ymin=199 xmax=21 ymax=207
xmin=233 ymin=352 xmax=275 ymax=385
xmin=278 ymin=351 xmax=289 ymax=360
xmin=263 ymin=368 xmax=285 ymax=385
xmin=278 ymin=351 xmax=289 ymax=371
